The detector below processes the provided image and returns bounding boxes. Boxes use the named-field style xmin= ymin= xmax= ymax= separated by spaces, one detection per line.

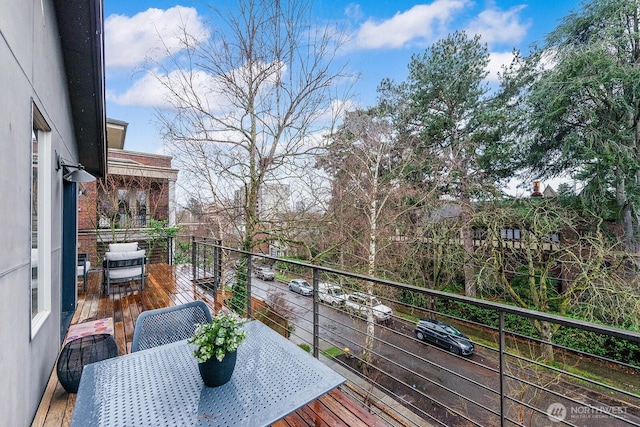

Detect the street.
xmin=248 ymin=275 xmax=639 ymax=426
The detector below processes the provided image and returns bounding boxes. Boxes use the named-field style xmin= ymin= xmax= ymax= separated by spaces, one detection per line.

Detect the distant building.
xmin=258 ymin=183 xmax=291 ymax=219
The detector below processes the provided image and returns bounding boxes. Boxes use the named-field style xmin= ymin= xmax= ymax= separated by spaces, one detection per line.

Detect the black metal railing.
xmin=162 ymin=238 xmax=640 ymax=426
xmin=77 ymin=233 xmax=179 ymax=268
xmin=187 ymin=239 xmax=640 ymax=427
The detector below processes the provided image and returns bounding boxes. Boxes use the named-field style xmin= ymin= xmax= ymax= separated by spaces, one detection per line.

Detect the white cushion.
xmin=105 ymin=249 xmax=145 ymax=261
xmin=77 ymin=261 xmax=91 ymax=276
xmin=109 ymin=266 xmax=144 ymax=279
xmin=108 ymin=242 xmax=138 ymax=252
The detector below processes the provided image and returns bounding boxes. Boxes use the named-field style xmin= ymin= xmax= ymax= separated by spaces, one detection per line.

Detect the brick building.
xmin=77 ymin=119 xmax=178 ymax=264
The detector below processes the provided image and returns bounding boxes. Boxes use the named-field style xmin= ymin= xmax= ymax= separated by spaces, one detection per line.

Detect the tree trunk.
xmin=536 ymin=320 xmax=555 ymax=363
xmin=616 ymin=173 xmax=639 ymax=253
xmin=461 ymin=209 xmax=476 ymax=297
xmin=362 ymin=198 xmax=378 ymax=364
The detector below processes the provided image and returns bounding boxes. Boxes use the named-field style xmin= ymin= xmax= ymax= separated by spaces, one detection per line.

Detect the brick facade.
xmin=77 ymin=147 xmax=178 ymax=266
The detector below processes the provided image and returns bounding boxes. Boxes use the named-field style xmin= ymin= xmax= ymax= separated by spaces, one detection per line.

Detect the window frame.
xmin=31 ymin=103 xmax=52 ymax=337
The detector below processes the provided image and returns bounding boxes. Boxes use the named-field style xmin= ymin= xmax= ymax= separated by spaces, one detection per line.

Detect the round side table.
xmin=57 ymin=334 xmax=118 ymax=393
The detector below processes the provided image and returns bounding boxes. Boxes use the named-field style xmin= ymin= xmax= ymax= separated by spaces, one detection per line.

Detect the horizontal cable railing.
xmin=160 ymin=237 xmax=640 ymax=426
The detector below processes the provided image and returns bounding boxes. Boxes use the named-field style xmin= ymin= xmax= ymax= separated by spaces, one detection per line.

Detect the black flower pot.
xmin=198 ymin=350 xmax=237 ymax=387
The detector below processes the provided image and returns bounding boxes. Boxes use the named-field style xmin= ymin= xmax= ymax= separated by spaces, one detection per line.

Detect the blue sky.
xmin=103 ymin=0 xmax=581 ymax=159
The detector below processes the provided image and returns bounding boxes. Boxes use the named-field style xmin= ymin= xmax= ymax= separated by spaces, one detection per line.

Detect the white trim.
xmin=31 ymin=121 xmax=52 ymax=338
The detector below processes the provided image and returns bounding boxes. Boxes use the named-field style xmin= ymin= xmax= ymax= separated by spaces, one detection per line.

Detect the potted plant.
xmin=188 ymin=311 xmax=248 ymax=387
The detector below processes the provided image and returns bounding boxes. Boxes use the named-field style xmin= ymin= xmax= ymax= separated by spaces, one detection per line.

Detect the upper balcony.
xmin=34 ymin=236 xmax=640 ymax=427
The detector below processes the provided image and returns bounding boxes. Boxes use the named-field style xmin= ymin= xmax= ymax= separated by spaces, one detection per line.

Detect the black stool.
xmin=57 ymin=334 xmax=118 ymax=393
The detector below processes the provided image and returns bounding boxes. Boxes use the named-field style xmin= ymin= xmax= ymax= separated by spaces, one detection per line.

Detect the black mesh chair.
xmin=131 ymin=301 xmax=212 ymax=352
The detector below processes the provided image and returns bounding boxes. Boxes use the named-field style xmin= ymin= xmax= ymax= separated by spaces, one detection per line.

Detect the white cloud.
xmin=465 ymin=5 xmax=530 ymax=47
xmin=344 ymin=3 xmax=364 ymax=21
xmin=353 ymin=0 xmax=468 ymax=49
xmin=108 ymin=68 xmax=231 ymax=111
xmin=107 ymin=71 xmax=172 ymax=107
xmin=486 ymin=51 xmax=516 ymax=82
xmin=105 ymin=6 xmax=208 ymax=70
xmin=108 ymin=61 xmax=288 ymax=115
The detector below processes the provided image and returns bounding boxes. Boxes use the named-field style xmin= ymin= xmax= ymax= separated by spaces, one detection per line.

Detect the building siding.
xmin=0 ymin=1 xmax=105 ymax=424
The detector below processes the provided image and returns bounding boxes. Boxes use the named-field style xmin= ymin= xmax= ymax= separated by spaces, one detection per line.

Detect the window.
xmin=31 ymin=104 xmax=52 ymax=334
xmin=117 ymin=188 xmax=130 ymax=227
xmin=98 ymin=186 xmax=150 ymax=228
xmin=472 ymin=228 xmax=487 ymax=241
xmin=135 ymin=190 xmax=148 ymax=226
xmin=545 ymin=233 xmax=560 ymax=243
xmin=500 ymin=228 xmax=521 ymax=240
xmin=31 ymin=130 xmax=38 ymax=317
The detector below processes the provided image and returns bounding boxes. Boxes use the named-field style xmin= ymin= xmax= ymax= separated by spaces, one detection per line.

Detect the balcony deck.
xmin=32 ymin=263 xmax=388 ymax=427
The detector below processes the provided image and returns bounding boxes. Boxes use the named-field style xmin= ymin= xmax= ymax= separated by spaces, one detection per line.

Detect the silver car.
xmin=288 ymin=279 xmax=313 ymax=296
xmin=256 ymin=267 xmax=275 ymax=281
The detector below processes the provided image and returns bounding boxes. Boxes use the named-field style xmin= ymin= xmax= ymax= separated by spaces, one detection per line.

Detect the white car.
xmin=344 ymin=292 xmax=393 ymax=322
xmin=318 ymin=283 xmax=347 ymax=306
xmin=288 ymin=279 xmax=313 ymax=296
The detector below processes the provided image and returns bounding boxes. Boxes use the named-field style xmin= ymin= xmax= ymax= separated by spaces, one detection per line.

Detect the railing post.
xmin=191 ymin=236 xmax=196 ymax=282
xmin=499 ymin=310 xmax=506 ymax=427
xmin=214 ymin=239 xmax=222 ymax=291
xmin=312 ymin=267 xmax=319 ymax=359
xmin=246 ymin=254 xmax=252 ymax=319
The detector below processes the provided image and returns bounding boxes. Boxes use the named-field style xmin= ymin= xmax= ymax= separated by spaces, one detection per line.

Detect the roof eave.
xmin=54 ymin=0 xmax=107 ymax=178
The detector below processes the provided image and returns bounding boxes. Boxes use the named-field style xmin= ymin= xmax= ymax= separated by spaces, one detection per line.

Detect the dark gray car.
xmin=414 ymin=319 xmax=474 ymax=356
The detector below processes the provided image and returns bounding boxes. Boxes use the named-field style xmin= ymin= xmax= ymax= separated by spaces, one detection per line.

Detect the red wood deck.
xmin=32 ymin=264 xmax=388 ymax=427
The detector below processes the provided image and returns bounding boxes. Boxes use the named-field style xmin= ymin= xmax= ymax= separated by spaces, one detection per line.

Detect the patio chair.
xmin=102 ymin=242 xmax=146 ymax=296
xmin=131 ymin=301 xmax=212 ymax=352
xmin=77 ymin=253 xmax=90 ymax=292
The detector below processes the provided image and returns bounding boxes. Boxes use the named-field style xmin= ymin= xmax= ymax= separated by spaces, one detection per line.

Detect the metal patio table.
xmin=70 ymin=320 xmax=345 ymax=426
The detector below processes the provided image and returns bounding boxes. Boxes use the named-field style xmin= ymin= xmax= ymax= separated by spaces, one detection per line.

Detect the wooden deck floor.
xmin=32 ymin=264 xmax=387 ymax=427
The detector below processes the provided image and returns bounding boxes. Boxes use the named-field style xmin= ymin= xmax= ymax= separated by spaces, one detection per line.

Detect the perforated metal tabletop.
xmin=70 ymin=320 xmax=345 ymax=426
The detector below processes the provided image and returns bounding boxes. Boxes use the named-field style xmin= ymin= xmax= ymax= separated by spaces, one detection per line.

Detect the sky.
xmin=103 ymin=0 xmax=582 ymax=194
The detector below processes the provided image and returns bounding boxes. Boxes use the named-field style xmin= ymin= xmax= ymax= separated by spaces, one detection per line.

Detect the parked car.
xmin=288 ymin=279 xmax=313 ymax=296
xmin=414 ymin=319 xmax=475 ymax=356
xmin=318 ymin=282 xmax=347 ymax=306
xmin=255 ymin=267 xmax=275 ymax=281
xmin=344 ymin=292 xmax=393 ymax=322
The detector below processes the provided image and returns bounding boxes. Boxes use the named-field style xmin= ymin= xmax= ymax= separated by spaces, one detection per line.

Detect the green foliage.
xmin=298 ymin=343 xmax=311 ymax=353
xmin=321 ymin=347 xmax=345 ymax=359
xmin=502 ymin=0 xmax=640 ymax=247
xmin=188 ymin=312 xmax=248 ymax=362
xmin=398 ymin=289 xmax=431 ymax=310
xmin=173 ymin=240 xmax=191 ymax=264
xmin=553 ymin=323 xmax=640 ymax=366
xmin=144 ymin=219 xmax=182 ymax=261
xmin=435 ymin=298 xmax=639 ymax=367
xmin=402 ymin=30 xmax=505 ymax=192
xmin=275 ymin=257 xmax=308 ymax=276
xmin=510 ymin=267 xmax=561 ymax=313
xmin=230 ymin=257 xmax=248 ymax=316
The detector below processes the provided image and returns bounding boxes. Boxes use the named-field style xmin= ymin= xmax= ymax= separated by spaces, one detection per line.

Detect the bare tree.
xmin=321 ymin=108 xmax=429 ymax=362
xmin=151 ymin=0 xmax=351 ymax=255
